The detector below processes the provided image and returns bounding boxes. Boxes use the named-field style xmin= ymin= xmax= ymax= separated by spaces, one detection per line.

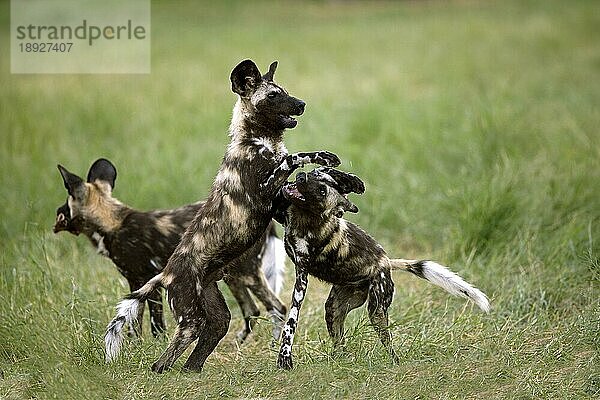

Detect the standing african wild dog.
xmin=274 ymin=167 xmax=490 ymax=369
xmin=55 ymin=158 xmax=287 ymax=341
xmin=105 ymin=59 xmax=341 ymax=373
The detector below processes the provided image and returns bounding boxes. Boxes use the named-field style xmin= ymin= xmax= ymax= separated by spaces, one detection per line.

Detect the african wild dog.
xmin=274 ymin=167 xmax=490 ymax=369
xmin=105 ymin=59 xmax=340 ymax=373
xmin=55 ymin=158 xmax=287 ymax=342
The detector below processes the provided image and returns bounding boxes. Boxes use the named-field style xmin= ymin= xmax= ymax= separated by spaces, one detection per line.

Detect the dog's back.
xmin=106 ymin=202 xmax=204 ymax=278
xmin=286 ymin=215 xmax=387 ymax=285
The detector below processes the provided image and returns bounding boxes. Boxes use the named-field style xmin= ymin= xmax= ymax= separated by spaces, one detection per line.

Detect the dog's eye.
xmin=319 ymin=186 xmax=327 ymax=196
xmin=267 ymin=92 xmax=277 ymax=99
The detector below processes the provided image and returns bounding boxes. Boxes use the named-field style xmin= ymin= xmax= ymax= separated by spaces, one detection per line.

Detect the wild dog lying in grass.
xmin=104 ymin=59 xmax=340 ymax=373
xmin=54 ymin=158 xmax=287 ymax=342
xmin=274 ymin=167 xmax=490 ymax=369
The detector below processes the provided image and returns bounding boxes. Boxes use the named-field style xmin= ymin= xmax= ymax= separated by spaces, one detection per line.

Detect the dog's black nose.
xmin=297 ymin=172 xmax=306 ymax=183
xmin=297 ymin=100 xmax=305 ymax=114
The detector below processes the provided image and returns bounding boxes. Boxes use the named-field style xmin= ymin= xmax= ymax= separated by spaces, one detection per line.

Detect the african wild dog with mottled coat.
xmin=104 ymin=59 xmax=340 ymax=373
xmin=54 ymin=158 xmax=287 ymax=341
xmin=274 ymin=167 xmax=490 ymax=369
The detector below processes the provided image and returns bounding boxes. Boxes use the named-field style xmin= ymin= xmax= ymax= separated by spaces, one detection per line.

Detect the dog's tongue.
xmin=284 ymin=184 xmax=304 ymax=200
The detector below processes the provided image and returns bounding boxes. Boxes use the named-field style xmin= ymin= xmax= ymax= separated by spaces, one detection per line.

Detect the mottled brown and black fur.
xmin=55 ymin=158 xmax=287 ymax=341
xmin=275 ymin=168 xmax=490 ymax=369
xmin=105 ymin=59 xmax=340 ymax=373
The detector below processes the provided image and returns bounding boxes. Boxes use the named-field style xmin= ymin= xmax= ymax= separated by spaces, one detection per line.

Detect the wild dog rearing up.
xmin=275 ymin=167 xmax=490 ymax=369
xmin=105 ymin=59 xmax=340 ymax=373
xmin=55 ymin=158 xmax=287 ymax=341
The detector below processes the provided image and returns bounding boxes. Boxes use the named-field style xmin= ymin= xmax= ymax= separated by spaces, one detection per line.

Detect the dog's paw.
xmin=315 ymin=151 xmax=341 ymax=167
xmin=277 ymin=354 xmax=294 ymax=370
xmin=181 ymin=364 xmax=204 ymax=373
xmin=151 ymin=361 xmax=168 ymax=374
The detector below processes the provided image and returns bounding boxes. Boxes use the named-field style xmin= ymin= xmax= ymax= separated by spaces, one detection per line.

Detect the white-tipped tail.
xmin=104 ymin=273 xmax=164 ymax=362
xmin=420 ymin=261 xmax=490 ymax=312
xmin=261 ymin=234 xmax=286 ymax=296
xmin=104 ymin=298 xmax=140 ymax=362
xmin=391 ymin=259 xmax=490 ymax=312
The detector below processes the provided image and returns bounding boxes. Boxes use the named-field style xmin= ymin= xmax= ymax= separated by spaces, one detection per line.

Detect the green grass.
xmin=1 ymin=0 xmax=599 ymax=398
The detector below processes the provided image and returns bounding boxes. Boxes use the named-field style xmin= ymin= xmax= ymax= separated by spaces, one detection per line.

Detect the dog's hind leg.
xmin=224 ymin=275 xmax=260 ymax=343
xmin=182 ymin=282 xmax=231 ymax=372
xmin=151 ymin=283 xmax=207 ymax=373
xmin=147 ymin=287 xmax=166 ymax=337
xmin=367 ymin=271 xmax=399 ymax=363
xmin=151 ymin=322 xmax=201 ymax=373
xmin=325 ymin=284 xmax=368 ymax=347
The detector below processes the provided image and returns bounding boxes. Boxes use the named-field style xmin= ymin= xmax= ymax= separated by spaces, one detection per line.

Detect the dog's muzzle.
xmin=280 ymin=99 xmax=306 ymax=129
xmin=53 ymin=213 xmax=69 ymax=233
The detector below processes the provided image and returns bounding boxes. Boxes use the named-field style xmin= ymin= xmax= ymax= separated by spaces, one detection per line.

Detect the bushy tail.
xmin=260 ymin=225 xmax=286 ymax=296
xmin=390 ymin=259 xmax=490 ymax=312
xmin=104 ymin=273 xmax=164 ymax=362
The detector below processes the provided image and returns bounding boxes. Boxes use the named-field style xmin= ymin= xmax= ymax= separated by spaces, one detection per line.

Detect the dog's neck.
xmin=78 ymin=202 xmax=131 ymax=254
xmin=81 ymin=199 xmax=127 ymax=233
xmin=286 ymin=206 xmax=340 ymax=241
xmin=229 ymin=98 xmax=285 ymax=140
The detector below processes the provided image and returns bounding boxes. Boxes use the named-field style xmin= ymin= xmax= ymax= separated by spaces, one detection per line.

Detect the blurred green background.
xmin=1 ymin=1 xmax=598 ymax=398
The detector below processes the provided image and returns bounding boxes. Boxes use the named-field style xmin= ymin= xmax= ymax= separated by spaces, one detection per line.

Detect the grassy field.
xmin=1 ymin=0 xmax=599 ymax=398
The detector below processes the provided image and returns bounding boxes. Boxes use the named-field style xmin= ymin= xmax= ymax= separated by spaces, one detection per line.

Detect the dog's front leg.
xmin=277 ymin=267 xmax=309 ymax=370
xmin=262 ymin=151 xmax=341 ymax=190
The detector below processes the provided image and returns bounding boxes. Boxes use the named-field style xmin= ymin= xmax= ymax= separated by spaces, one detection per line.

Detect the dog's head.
xmin=230 ymin=59 xmax=305 ymax=131
xmin=282 ymin=168 xmax=365 ymax=218
xmin=54 ymin=158 xmax=121 ymax=235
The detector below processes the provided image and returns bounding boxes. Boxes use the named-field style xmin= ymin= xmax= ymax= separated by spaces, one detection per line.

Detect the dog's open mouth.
xmin=283 ymin=183 xmax=305 ymax=201
xmin=279 ymin=115 xmax=298 ymax=129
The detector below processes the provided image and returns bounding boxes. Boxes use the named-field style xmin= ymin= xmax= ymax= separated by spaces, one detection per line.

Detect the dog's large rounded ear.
xmin=314 ymin=167 xmax=365 ymax=195
xmin=57 ymin=164 xmax=85 ymax=198
xmin=231 ymin=59 xmax=262 ymax=97
xmin=262 ymin=61 xmax=278 ymax=82
xmin=87 ymin=158 xmax=117 ymax=190
xmin=334 ymin=197 xmax=359 ymax=218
